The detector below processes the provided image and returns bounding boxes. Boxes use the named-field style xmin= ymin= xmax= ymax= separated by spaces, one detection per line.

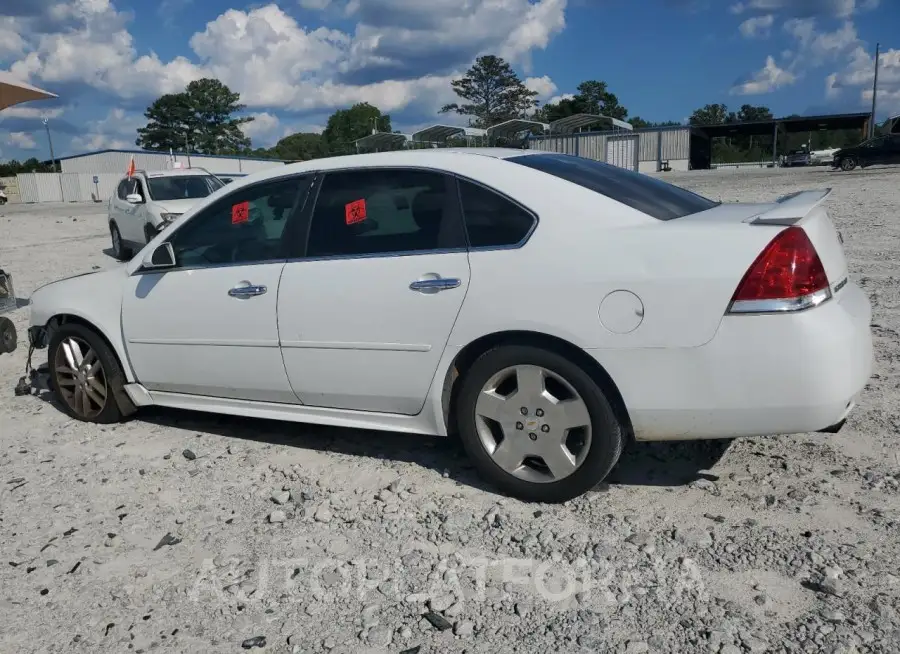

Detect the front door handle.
xmin=409 ymin=276 xmax=461 ymax=293
xmin=228 ymin=282 xmax=268 ymax=298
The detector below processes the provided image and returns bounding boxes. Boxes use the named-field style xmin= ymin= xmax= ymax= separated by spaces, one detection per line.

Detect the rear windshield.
xmin=507 ymin=153 xmax=719 ymax=221
xmin=147 ymin=175 xmax=224 ymax=202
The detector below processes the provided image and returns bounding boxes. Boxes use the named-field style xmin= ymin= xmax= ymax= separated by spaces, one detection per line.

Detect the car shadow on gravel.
xmin=27 ymin=377 xmax=731 ymax=492
xmin=136 ymin=406 xmax=733 ymax=491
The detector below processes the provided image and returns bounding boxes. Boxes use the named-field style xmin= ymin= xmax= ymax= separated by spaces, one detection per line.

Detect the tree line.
xmin=130 ymin=55 xmax=694 ymax=162
xmin=4 ymin=53 xmax=891 ymax=172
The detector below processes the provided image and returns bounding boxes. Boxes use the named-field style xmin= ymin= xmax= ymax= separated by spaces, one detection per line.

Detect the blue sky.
xmin=2 ymin=0 xmax=898 ymax=162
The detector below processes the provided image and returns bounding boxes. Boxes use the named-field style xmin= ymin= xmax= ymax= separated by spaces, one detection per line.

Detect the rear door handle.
xmin=409 ymin=277 xmax=461 ymax=293
xmin=228 ymin=282 xmax=268 ymax=298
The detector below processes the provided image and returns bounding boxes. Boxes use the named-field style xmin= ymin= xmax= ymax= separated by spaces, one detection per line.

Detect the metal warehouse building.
xmin=528 ymin=124 xmax=701 ymax=173
xmin=58 ymin=149 xmax=286 ymax=175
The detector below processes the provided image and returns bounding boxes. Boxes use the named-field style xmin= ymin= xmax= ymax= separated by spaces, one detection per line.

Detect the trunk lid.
xmin=678 ymin=188 xmax=849 ymax=296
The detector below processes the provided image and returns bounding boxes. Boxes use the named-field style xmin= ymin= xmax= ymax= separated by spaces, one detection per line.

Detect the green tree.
xmin=689 ymin=103 xmax=733 ymax=126
xmin=735 ymin=104 xmax=773 ymax=123
xmin=440 ymin=55 xmax=538 ymax=128
xmin=537 ymin=80 xmax=629 ymax=125
xmin=0 ymin=157 xmax=54 ymax=175
xmin=136 ymin=78 xmax=253 ymax=154
xmin=322 ymin=103 xmax=392 ymax=154
xmin=266 ymin=132 xmax=329 ymax=161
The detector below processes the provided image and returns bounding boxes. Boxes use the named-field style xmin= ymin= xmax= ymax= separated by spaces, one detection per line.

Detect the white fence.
xmin=13 ymin=172 xmax=141 ymax=203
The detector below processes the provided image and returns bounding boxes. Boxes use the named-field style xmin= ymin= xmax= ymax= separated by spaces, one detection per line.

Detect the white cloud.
xmin=524 ymin=75 xmax=557 ymax=100
xmin=784 ymin=19 xmax=858 ymax=64
xmin=6 ymin=131 xmax=38 ymax=149
xmin=546 ymin=92 xmax=574 ymax=105
xmin=8 ymin=0 xmax=566 ymax=118
xmin=69 ymin=107 xmax=143 ymax=152
xmin=827 ymin=46 xmax=900 ymax=116
xmin=240 ymin=111 xmax=284 ymax=147
xmin=731 ymin=55 xmax=797 ymax=94
xmin=730 ymin=0 xmax=876 ymax=18
xmin=739 ymin=14 xmax=773 ymax=38
xmin=0 ymin=17 xmax=28 ymax=57
xmin=0 ymin=105 xmax=65 ymax=120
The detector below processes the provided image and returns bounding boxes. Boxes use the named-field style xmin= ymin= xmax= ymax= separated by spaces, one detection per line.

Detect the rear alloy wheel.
xmin=840 ymin=157 xmax=857 ymax=171
xmin=456 ymin=345 xmax=624 ymax=502
xmin=49 ymin=323 xmax=125 ymax=423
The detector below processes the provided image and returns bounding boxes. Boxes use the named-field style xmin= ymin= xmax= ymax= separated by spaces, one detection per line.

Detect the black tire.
xmin=48 ymin=322 xmax=126 ymax=424
xmin=144 ymin=222 xmax=157 ymax=245
xmin=0 ymin=317 xmax=16 ymax=354
xmin=110 ymin=222 xmax=131 ymax=261
xmin=455 ymin=345 xmax=624 ymax=503
xmin=840 ymin=157 xmax=857 ymax=171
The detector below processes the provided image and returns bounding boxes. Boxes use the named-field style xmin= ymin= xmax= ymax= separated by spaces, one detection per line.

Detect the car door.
xmin=887 ymin=136 xmax=900 ymax=165
xmin=121 ymin=174 xmax=314 ymax=403
xmin=277 ymin=168 xmax=470 ymax=415
xmin=862 ymin=137 xmax=889 ymax=166
xmin=110 ymin=179 xmax=130 ymax=234
xmin=115 ymin=176 xmax=145 ymax=244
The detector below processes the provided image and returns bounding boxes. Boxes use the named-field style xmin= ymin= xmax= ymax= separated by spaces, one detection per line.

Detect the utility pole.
xmin=870 ymin=42 xmax=880 ymax=140
xmin=42 ymin=116 xmax=57 ymax=172
xmin=185 ymin=132 xmax=192 ymax=168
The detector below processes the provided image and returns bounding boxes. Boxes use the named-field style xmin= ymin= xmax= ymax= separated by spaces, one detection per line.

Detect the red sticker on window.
xmin=232 ymin=201 xmax=250 ymax=224
xmin=345 ymin=199 xmax=367 ymax=225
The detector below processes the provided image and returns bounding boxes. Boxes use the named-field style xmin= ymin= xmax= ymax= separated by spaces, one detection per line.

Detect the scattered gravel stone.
xmin=182 ymin=449 xmax=197 ymax=461
xmin=269 ymin=510 xmax=286 ymax=524
xmin=271 ymin=490 xmax=291 ymax=505
xmin=423 ymin=612 xmax=452 ymax=631
xmin=241 ymin=636 xmax=266 ymax=649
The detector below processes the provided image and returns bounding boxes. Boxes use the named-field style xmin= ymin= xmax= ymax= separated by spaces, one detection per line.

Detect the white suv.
xmin=107 ymin=168 xmax=225 ymax=260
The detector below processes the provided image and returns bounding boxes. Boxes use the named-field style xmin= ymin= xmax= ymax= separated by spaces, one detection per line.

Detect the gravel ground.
xmin=1 ymin=165 xmax=898 ymax=654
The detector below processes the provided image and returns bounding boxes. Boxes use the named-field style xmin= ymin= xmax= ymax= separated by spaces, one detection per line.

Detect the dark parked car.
xmin=833 ymin=135 xmax=900 ymax=171
xmin=783 ymin=149 xmax=811 ymax=167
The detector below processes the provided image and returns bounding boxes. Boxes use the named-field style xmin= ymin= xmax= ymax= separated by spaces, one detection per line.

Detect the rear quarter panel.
xmin=447 ymin=164 xmax=779 ymax=350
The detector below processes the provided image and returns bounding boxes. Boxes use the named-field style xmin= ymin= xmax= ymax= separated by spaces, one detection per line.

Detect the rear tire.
xmin=48 ymin=322 xmax=126 ymax=424
xmin=0 ymin=317 xmax=16 ymax=354
xmin=455 ymin=345 xmax=624 ymax=503
xmin=840 ymin=157 xmax=857 ymax=171
xmin=110 ymin=222 xmax=131 ymax=261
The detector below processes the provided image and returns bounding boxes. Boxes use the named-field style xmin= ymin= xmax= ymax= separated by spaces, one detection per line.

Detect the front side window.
xmin=508 ymin=153 xmax=719 ymax=221
xmin=458 ymin=180 xmax=535 ymax=248
xmin=306 ymin=169 xmax=465 ymax=258
xmin=147 ymin=175 xmax=224 ymax=202
xmin=116 ymin=180 xmax=129 ymax=200
xmin=167 ymin=176 xmax=312 ymax=268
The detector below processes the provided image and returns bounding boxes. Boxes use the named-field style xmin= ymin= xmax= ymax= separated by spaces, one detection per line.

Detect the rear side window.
xmin=306 ymin=169 xmax=465 ymax=258
xmin=458 ymin=180 xmax=535 ymax=248
xmin=508 ymin=153 xmax=719 ymax=221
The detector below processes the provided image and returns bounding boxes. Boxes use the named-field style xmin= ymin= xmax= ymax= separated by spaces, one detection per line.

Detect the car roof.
xmin=233 ymin=148 xmax=539 ymax=185
xmin=139 ymin=168 xmax=217 ymax=178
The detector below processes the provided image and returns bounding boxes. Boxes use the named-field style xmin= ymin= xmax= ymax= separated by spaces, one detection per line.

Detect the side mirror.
xmin=141 ymin=242 xmax=176 ymax=270
xmin=126 ymin=193 xmax=144 ymax=204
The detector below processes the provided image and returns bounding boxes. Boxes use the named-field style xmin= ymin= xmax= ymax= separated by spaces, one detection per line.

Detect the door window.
xmin=458 ymin=179 xmax=536 ymax=248
xmin=305 ymin=169 xmax=465 ymax=258
xmin=166 ymin=176 xmax=312 ymax=268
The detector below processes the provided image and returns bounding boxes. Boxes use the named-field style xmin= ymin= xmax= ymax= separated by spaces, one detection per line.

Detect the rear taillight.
xmin=728 ymin=226 xmax=831 ymax=314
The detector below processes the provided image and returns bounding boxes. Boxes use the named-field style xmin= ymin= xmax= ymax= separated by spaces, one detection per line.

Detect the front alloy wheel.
xmin=840 ymin=157 xmax=857 ymax=171
xmin=54 ymin=335 xmax=108 ymax=419
xmin=49 ymin=323 xmax=126 ymax=423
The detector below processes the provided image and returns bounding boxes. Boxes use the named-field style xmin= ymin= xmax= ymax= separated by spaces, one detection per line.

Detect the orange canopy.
xmin=0 ymin=71 xmax=57 ymax=111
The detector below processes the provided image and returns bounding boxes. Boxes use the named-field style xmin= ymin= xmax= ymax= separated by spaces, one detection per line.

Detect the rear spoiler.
xmin=745 ymin=188 xmax=833 ymax=226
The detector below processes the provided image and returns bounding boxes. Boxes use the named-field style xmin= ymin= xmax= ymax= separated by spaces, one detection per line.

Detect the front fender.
xmin=28 ymin=267 xmax=134 ymax=382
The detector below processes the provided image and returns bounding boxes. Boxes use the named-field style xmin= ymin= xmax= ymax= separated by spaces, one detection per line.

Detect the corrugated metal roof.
xmin=486 ymin=119 xmax=549 ymax=138
xmin=549 ymin=114 xmax=633 ymax=134
xmin=354 ymin=132 xmax=411 ymax=151
xmin=54 ymin=148 xmax=287 ymax=163
xmin=411 ymin=125 xmax=487 ymax=142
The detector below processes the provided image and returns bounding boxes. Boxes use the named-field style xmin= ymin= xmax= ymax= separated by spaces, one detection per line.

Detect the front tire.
xmin=455 ymin=345 xmax=624 ymax=502
xmin=840 ymin=157 xmax=857 ymax=171
xmin=49 ymin=322 xmax=126 ymax=424
xmin=110 ymin=222 xmax=131 ymax=261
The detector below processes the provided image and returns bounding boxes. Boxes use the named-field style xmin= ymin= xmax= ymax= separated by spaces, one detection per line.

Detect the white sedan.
xmin=26 ymin=149 xmax=874 ymax=502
